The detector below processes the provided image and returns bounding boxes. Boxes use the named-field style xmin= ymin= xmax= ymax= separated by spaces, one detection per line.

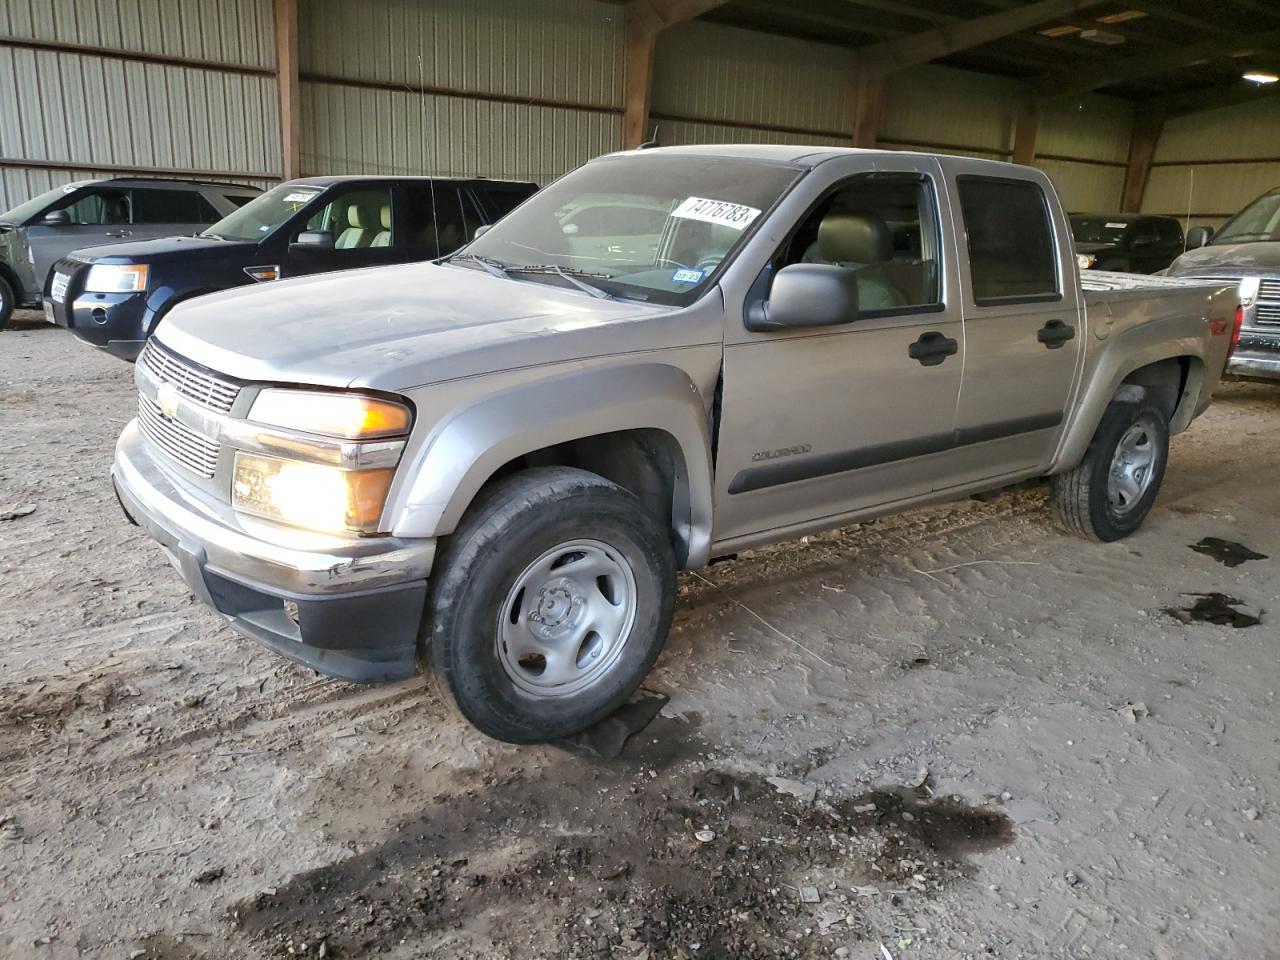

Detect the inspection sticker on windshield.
xmin=283 ymin=191 xmax=320 ymax=203
xmin=671 ymin=268 xmax=705 ymax=284
xmin=672 ymin=197 xmax=761 ymax=231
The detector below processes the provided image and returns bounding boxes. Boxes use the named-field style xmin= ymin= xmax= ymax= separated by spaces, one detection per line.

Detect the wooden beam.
xmin=855 ymin=0 xmax=1105 ymax=74
xmin=622 ymin=0 xmax=726 ymax=149
xmin=851 ymin=68 xmax=883 ymax=148
xmin=274 ymin=0 xmax=301 ymax=180
xmin=1012 ymin=102 xmax=1040 ymax=166
xmin=1121 ymin=111 xmax=1163 ymax=212
xmin=1033 ymin=29 xmax=1280 ymax=99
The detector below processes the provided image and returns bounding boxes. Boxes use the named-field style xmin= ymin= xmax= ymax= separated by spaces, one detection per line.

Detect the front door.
xmin=26 ymin=186 xmax=134 ymax=289
xmin=713 ymin=157 xmax=965 ymax=546
xmin=939 ymin=161 xmax=1083 ymax=482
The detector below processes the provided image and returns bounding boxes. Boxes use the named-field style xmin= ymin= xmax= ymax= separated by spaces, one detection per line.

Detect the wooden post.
xmin=1121 ymin=111 xmax=1163 ymax=213
xmin=851 ymin=68 xmax=883 ymax=148
xmin=274 ymin=0 xmax=301 ymax=180
xmin=1012 ymin=102 xmax=1040 ymax=166
xmin=622 ymin=11 xmax=659 ymax=150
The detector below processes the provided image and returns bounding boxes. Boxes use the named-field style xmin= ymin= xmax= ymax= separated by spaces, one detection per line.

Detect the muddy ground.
xmin=2 ymin=312 xmax=1278 ymax=959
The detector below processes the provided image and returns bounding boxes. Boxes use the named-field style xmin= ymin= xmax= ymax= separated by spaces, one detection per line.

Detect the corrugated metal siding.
xmin=0 ymin=0 xmax=274 ymax=68
xmin=652 ymin=21 xmax=848 ymax=138
xmin=880 ymin=65 xmax=1017 ymax=157
xmin=301 ymin=80 xmax=619 ymax=185
xmin=1034 ymin=158 xmax=1124 ymax=213
xmin=1143 ymin=98 xmax=1280 ymax=225
xmin=1037 ymin=95 xmax=1132 ymax=164
xmin=301 ymin=0 xmax=622 ymax=108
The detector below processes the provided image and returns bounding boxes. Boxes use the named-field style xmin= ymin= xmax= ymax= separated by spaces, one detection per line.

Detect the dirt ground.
xmin=2 ymin=310 xmax=1278 ymax=960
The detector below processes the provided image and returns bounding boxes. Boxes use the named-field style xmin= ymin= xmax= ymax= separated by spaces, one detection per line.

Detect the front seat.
xmin=335 ymin=203 xmax=373 ymax=249
xmin=371 ymin=204 xmax=391 ymax=247
xmin=803 ymin=212 xmax=907 ymax=311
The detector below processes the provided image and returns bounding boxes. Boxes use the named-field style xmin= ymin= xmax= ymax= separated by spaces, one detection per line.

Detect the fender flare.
xmin=1050 ymin=330 xmax=1205 ymax=474
xmin=389 ymin=362 xmax=716 ymax=568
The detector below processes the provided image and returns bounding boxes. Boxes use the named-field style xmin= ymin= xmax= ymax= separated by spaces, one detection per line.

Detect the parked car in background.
xmin=0 ymin=178 xmax=260 ymax=329
xmin=46 ymin=175 xmax=537 ymax=360
xmin=1070 ymin=213 xmax=1184 ymax=274
xmin=1166 ymin=186 xmax=1280 ymax=382
xmin=110 ymin=144 xmax=1238 ymax=744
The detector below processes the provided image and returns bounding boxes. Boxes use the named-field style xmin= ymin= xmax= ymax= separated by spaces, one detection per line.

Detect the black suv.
xmin=0 ymin=178 xmax=261 ymax=328
xmin=47 ymin=175 xmax=537 ymax=360
xmin=1070 ymin=213 xmax=1185 ymax=274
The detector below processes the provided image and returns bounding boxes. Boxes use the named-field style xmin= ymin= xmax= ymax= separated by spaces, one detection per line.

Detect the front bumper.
xmin=51 ymin=289 xmax=150 ymax=361
xmin=1227 ymin=342 xmax=1280 ymax=382
xmin=112 ymin=420 xmax=435 ymax=682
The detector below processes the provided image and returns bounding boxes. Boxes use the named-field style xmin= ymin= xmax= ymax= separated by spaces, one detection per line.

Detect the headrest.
xmin=347 ymin=204 xmax=369 ymax=228
xmin=380 ymin=204 xmax=391 ymax=230
xmin=816 ymin=213 xmax=892 ymax=264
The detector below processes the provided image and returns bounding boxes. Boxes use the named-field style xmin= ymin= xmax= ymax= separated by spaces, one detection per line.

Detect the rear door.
xmin=713 ymin=155 xmax=966 ymax=544
xmin=397 ymin=183 xmax=477 ymax=259
xmin=938 ymin=160 xmax=1083 ymax=481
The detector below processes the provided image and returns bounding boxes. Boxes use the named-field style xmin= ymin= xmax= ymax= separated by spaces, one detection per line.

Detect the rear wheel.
xmin=1051 ymin=396 xmax=1169 ymax=541
xmin=0 ymin=276 xmax=15 ymax=330
xmin=423 ymin=466 xmax=676 ymax=743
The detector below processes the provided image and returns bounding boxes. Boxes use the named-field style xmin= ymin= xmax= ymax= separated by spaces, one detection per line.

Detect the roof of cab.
xmin=599 ymin=143 xmax=1034 ymax=174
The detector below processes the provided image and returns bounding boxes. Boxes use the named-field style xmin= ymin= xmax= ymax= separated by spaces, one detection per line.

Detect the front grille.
xmin=137 ymin=395 xmax=220 ymax=478
xmin=1260 ymin=278 xmax=1280 ymax=301
xmin=1257 ymin=303 xmax=1280 ymax=326
xmin=139 ymin=340 xmax=239 ymax=413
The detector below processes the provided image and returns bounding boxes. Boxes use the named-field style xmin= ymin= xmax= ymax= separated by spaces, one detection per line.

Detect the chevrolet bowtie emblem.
xmin=156 ymin=383 xmax=180 ymax=419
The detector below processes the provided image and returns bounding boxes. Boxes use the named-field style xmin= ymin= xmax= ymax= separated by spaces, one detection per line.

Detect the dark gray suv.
xmin=0 ymin=178 xmax=261 ymax=328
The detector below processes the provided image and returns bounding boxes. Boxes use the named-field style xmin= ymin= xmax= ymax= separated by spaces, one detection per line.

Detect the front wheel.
xmin=0 ymin=276 xmax=15 ymax=330
xmin=423 ymin=467 xmax=676 ymax=743
xmin=1051 ymin=396 xmax=1169 ymax=541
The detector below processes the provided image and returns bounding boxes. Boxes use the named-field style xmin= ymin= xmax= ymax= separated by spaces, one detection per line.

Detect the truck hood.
xmin=73 ymin=234 xmax=256 ymax=263
xmin=155 ymin=261 xmax=695 ymax=391
xmin=1167 ymin=240 xmax=1280 ymax=277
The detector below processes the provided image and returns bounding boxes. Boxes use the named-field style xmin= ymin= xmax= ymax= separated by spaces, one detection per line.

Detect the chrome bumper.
xmin=1227 ymin=348 xmax=1280 ymax=382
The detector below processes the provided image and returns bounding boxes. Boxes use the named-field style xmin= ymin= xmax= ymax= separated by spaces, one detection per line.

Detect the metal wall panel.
xmin=0 ymin=0 xmax=274 ymax=68
xmin=880 ymin=65 xmax=1018 ymax=157
xmin=300 ymin=0 xmax=623 ymax=108
xmin=652 ymin=21 xmax=849 ymax=137
xmin=1034 ymin=158 xmax=1124 ymax=213
xmin=301 ymin=80 xmax=620 ymax=185
xmin=1038 ymin=95 xmax=1132 ymax=164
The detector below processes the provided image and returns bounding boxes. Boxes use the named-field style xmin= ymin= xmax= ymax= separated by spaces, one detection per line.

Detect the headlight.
xmin=85 ymin=263 xmax=149 ymax=293
xmin=1076 ymin=253 xmax=1096 ymax=270
xmin=249 ymin=389 xmax=411 ymax=439
xmin=233 ymin=453 xmax=395 ymax=534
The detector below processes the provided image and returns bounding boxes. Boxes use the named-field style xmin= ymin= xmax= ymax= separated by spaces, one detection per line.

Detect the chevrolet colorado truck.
xmin=111 ymin=145 xmax=1239 ymax=743
xmin=1166 ymin=186 xmax=1280 ymax=382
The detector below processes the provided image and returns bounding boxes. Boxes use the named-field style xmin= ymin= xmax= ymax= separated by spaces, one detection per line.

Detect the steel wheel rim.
xmin=496 ymin=539 xmax=638 ymax=699
xmin=1107 ymin=416 xmax=1159 ymax=515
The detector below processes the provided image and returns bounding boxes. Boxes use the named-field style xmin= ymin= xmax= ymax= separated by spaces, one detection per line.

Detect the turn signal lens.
xmin=249 ymin=390 xmax=412 ymax=439
xmin=85 ymin=263 xmax=149 ymax=293
xmin=1230 ymin=304 xmax=1244 ymax=356
xmin=233 ymin=452 xmax=395 ymax=533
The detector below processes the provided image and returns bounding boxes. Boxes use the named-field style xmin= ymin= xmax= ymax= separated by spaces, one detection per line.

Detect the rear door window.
xmin=402 ymin=185 xmax=470 ymax=256
xmin=481 ymin=183 xmax=534 ymax=218
xmin=956 ymin=177 xmax=1059 ymax=304
xmin=131 ymin=188 xmax=220 ymax=224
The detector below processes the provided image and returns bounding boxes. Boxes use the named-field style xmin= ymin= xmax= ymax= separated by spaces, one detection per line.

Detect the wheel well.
xmin=0 ymin=261 xmax=24 ymax=300
xmin=1120 ymin=356 xmax=1193 ymax=425
xmin=483 ymin=429 xmax=691 ymax=564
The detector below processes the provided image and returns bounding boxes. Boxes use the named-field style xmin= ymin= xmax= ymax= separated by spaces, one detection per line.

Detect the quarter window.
xmin=957 ymin=177 xmax=1059 ymax=304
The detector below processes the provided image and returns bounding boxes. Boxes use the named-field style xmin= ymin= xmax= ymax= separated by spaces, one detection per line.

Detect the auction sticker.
xmin=284 ymin=191 xmax=321 ymax=203
xmin=672 ymin=196 xmax=761 ymax=230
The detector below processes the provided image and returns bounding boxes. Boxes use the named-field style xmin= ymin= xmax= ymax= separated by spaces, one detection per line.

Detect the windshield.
xmin=203 ymin=182 xmax=325 ymax=241
xmin=1213 ymin=191 xmax=1280 ymax=244
xmin=461 ymin=155 xmax=802 ymax=304
xmin=0 ymin=181 xmax=96 ymax=225
xmin=1070 ymin=216 xmax=1131 ymax=245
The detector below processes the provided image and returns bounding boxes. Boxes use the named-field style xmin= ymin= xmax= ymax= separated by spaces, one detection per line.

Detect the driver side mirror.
xmin=42 ymin=209 xmax=71 ymax=226
xmin=746 ymin=264 xmax=860 ymax=332
xmin=290 ymin=230 xmax=334 ymax=252
xmin=1186 ymin=225 xmax=1214 ymax=249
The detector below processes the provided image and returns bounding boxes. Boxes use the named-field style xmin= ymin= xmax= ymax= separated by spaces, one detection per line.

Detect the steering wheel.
xmin=694 ymin=255 xmax=723 ymax=272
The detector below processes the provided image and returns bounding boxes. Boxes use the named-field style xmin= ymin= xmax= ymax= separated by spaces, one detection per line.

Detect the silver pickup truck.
xmin=111 ymin=145 xmax=1238 ymax=743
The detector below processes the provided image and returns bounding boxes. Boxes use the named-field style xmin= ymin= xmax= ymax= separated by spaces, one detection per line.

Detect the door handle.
xmin=1037 ymin=319 xmax=1076 ymax=349
xmin=908 ymin=331 xmax=959 ymax=366
xmin=104 ymin=229 xmax=132 ymax=238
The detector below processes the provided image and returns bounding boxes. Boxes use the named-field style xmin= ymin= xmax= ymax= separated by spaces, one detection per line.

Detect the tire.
xmin=1051 ymin=396 xmax=1170 ymax=542
xmin=0 ymin=275 xmax=14 ymax=330
xmin=423 ymin=466 xmax=676 ymax=743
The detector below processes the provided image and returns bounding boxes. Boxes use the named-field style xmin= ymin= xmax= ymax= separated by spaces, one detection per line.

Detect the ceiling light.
xmin=1097 ymin=10 xmax=1146 ymax=24
xmin=1243 ymin=71 xmax=1279 ymax=84
xmin=1080 ymin=28 xmax=1126 ymax=44
xmin=1039 ymin=24 xmax=1080 ymax=37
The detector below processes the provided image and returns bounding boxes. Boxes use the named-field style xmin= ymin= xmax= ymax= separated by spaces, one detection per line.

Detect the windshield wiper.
xmin=448 ymin=252 xmax=511 ymax=279
xmin=506 ymin=264 xmax=615 ymax=300
xmin=198 ymin=231 xmax=230 ymax=241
